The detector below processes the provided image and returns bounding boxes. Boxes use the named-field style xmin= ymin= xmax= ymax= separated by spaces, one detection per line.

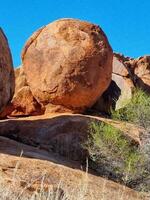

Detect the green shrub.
xmin=111 ymin=89 xmax=150 ymax=129
xmin=86 ymin=121 xmax=146 ymax=189
xmin=111 ymin=89 xmax=150 ymax=191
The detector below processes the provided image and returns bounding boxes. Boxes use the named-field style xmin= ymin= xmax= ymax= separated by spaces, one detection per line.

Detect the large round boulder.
xmin=22 ymin=18 xmax=113 ymax=113
xmin=0 ymin=28 xmax=14 ymax=113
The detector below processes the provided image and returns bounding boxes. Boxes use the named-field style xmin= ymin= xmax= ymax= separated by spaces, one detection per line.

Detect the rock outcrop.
xmin=93 ymin=54 xmax=135 ymax=113
xmin=10 ymin=67 xmax=43 ymax=116
xmin=22 ymin=18 xmax=113 ymax=113
xmin=113 ymin=54 xmax=150 ymax=93
xmin=0 ymin=114 xmax=141 ymax=160
xmin=0 ymin=28 xmax=14 ymax=114
xmin=0 ymin=17 xmax=149 ymax=199
xmin=11 ymin=86 xmax=43 ymax=116
xmin=93 ymin=53 xmax=150 ymax=114
xmin=0 ymin=142 xmax=146 ymax=200
xmin=0 ymin=113 xmax=149 ymax=195
xmin=0 ymin=113 xmax=146 ymax=190
xmin=14 ymin=66 xmax=28 ymax=94
xmin=126 ymin=56 xmax=150 ymax=93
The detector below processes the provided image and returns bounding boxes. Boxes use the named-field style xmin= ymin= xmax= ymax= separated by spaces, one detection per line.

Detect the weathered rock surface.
xmin=111 ymin=73 xmax=134 ymax=109
xmin=11 ymin=86 xmax=43 ymax=116
xmin=111 ymin=54 xmax=134 ymax=107
xmin=114 ymin=54 xmax=150 ymax=93
xmin=113 ymin=54 xmax=129 ymax=76
xmin=130 ymin=56 xmax=150 ymax=92
xmin=14 ymin=66 xmax=28 ymax=94
xmin=0 ymin=113 xmax=141 ymax=160
xmin=0 ymin=113 xmax=149 ymax=196
xmin=93 ymin=54 xmax=150 ymax=114
xmin=0 ymin=28 xmax=15 ymax=114
xmin=93 ymin=54 xmax=135 ymax=112
xmin=22 ymin=18 xmax=113 ymax=113
xmin=0 ymin=136 xmax=147 ymax=200
xmin=8 ymin=67 xmax=43 ymax=117
xmin=0 ymin=113 xmax=146 ymax=190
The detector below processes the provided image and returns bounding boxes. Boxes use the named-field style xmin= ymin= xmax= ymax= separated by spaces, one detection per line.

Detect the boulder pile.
xmin=0 ymin=18 xmax=149 ymax=199
xmin=93 ymin=53 xmax=150 ymax=113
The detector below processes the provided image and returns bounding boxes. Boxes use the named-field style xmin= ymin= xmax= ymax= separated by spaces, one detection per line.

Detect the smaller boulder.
xmin=9 ymin=66 xmax=43 ymax=117
xmin=93 ymin=54 xmax=135 ymax=113
xmin=134 ymin=56 xmax=150 ymax=93
xmin=122 ymin=55 xmax=150 ymax=93
xmin=14 ymin=66 xmax=28 ymax=95
xmin=112 ymin=73 xmax=134 ymax=110
xmin=113 ymin=54 xmax=129 ymax=77
xmin=11 ymin=86 xmax=43 ymax=116
xmin=134 ymin=56 xmax=150 ymax=77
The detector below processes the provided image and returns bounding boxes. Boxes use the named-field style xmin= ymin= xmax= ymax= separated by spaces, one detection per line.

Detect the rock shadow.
xmin=0 ymin=115 xmax=95 ymax=172
xmin=92 ymin=80 xmax=121 ymax=114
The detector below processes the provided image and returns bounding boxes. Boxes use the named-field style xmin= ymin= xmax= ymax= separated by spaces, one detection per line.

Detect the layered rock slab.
xmin=0 ymin=137 xmax=147 ymax=200
xmin=0 ymin=113 xmax=141 ymax=160
xmin=0 ymin=113 xmax=146 ymax=192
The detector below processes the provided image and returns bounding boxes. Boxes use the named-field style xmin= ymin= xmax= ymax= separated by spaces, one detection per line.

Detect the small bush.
xmin=111 ymin=89 xmax=150 ymax=191
xmin=111 ymin=89 xmax=150 ymax=129
xmin=86 ymin=121 xmax=147 ymax=190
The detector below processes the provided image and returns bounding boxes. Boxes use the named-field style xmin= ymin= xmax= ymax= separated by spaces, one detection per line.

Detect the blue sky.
xmin=1 ymin=0 xmax=150 ymax=67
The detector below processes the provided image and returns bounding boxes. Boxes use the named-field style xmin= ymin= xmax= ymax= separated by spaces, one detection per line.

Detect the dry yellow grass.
xmin=0 ymin=163 xmax=148 ymax=200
